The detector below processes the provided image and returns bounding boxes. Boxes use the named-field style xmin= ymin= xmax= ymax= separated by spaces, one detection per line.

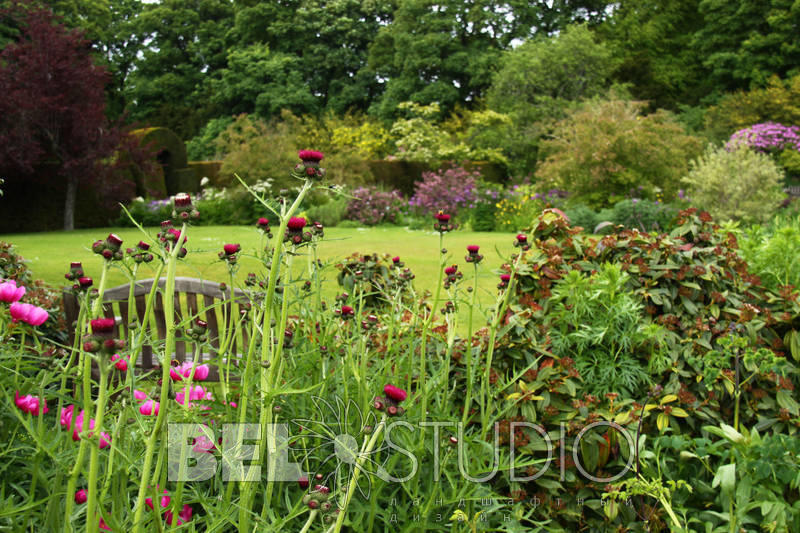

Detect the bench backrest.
xmin=63 ymin=277 xmax=249 ymax=380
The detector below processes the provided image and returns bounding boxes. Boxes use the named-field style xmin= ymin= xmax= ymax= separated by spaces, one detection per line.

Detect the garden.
xmin=2 ymin=2 xmax=800 ymax=532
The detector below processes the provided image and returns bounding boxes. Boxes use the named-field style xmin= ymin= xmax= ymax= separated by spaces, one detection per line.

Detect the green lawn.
xmin=1 ymin=225 xmax=517 ymax=327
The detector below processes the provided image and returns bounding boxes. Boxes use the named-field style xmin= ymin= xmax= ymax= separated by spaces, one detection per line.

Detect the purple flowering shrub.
xmin=408 ymin=165 xmax=480 ymax=216
xmin=728 ymin=122 xmax=800 ymax=153
xmin=344 ymin=185 xmax=404 ymax=226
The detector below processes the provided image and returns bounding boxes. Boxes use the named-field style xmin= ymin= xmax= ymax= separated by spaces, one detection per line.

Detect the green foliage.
xmin=738 ymin=215 xmax=800 ymax=291
xmin=704 ymin=74 xmax=800 ymax=141
xmin=0 ymin=241 xmax=32 ymax=285
xmin=536 ymin=97 xmax=704 ymax=208
xmin=487 ymin=24 xmax=617 ymax=174
xmin=186 ymin=116 xmax=234 ymax=161
xmin=597 ymin=0 xmax=708 ymax=109
xmin=681 ymin=144 xmax=786 ymax=223
xmin=605 ymin=199 xmax=679 ymax=233
xmin=548 ymin=265 xmax=652 ymax=396
xmin=211 ymin=44 xmax=319 ymax=118
xmin=562 ymin=203 xmax=599 ymax=232
xmin=304 ymin=195 xmax=349 ymax=227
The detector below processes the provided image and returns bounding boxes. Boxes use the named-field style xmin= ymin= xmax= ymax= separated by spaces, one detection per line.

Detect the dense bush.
xmin=738 ymin=215 xmax=800 ymax=292
xmin=682 ymin=143 xmax=786 ymax=223
xmin=536 ymin=97 xmax=704 ymax=208
xmin=481 ymin=208 xmax=800 ymax=530
xmin=344 ymin=185 xmax=404 ymax=226
xmin=305 ymin=195 xmax=349 ymax=227
xmin=468 ymin=182 xmax=503 ymax=231
xmin=408 ymin=164 xmax=479 ymax=217
xmin=493 ymin=185 xmax=567 ymax=232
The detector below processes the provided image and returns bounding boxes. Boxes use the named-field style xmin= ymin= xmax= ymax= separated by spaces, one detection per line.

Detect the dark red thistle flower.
xmin=78 ymin=277 xmax=93 ymax=289
xmin=434 ymin=211 xmax=451 ymax=222
xmin=467 ymin=245 xmax=479 ymax=253
xmin=137 ymin=241 xmax=150 ymax=251
xmin=257 ymin=217 xmax=269 ymax=228
xmin=384 ymin=384 xmax=407 ymax=403
xmin=174 ymin=193 xmax=192 ymax=207
xmin=298 ymin=150 xmax=324 ymax=162
xmin=106 ymin=233 xmax=123 ymax=248
xmin=500 ymin=274 xmax=511 ymax=282
xmin=444 ymin=265 xmax=458 ymax=276
xmin=91 ymin=318 xmax=115 ymax=335
xmin=287 ymin=217 xmax=307 ymax=230
xmin=392 ymin=256 xmax=400 ymax=263
xmin=516 ymin=234 xmax=527 ymax=243
xmin=298 ymin=476 xmax=309 ymax=489
xmin=70 ymin=262 xmax=82 ymax=269
xmin=340 ymin=305 xmax=354 ymax=319
xmin=223 ymin=243 xmax=241 ymax=255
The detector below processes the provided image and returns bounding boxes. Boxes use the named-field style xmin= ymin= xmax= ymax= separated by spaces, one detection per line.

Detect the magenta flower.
xmin=287 ymin=217 xmax=307 ymax=231
xmin=90 ymin=318 xmax=116 ymax=336
xmin=175 ymin=385 xmax=213 ymax=407
xmin=61 ymin=405 xmax=75 ymax=429
xmin=383 ymin=384 xmax=407 ymax=403
xmin=69 ymin=411 xmax=110 ymax=448
xmin=14 ymin=391 xmax=48 ymax=415
xmin=74 ymin=489 xmax=87 ymax=504
xmin=78 ymin=277 xmax=93 ymax=289
xmin=170 ymin=361 xmax=210 ymax=382
xmin=466 ymin=245 xmax=479 ymax=253
xmin=0 ymin=280 xmax=25 ymax=303
xmin=223 ymin=243 xmax=241 ymax=255
xmin=193 ymin=426 xmax=215 ymax=453
xmin=298 ymin=150 xmax=324 ymax=162
xmin=139 ymin=400 xmax=159 ymax=416
xmin=133 ymin=390 xmax=148 ymax=403
xmin=145 ymin=489 xmax=171 ymax=511
xmin=111 ymin=354 xmax=128 ymax=372
xmin=9 ymin=302 xmax=49 ymax=326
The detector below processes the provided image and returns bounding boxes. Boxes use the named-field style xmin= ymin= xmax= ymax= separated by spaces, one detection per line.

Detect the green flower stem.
xmin=99 ymin=410 xmax=124 ymax=505
xmin=241 ymin=179 xmax=311 ymax=533
xmin=132 ymin=224 xmax=185 ymax=533
xmin=480 ymin=252 xmax=524 ymax=439
xmin=56 ymin=299 xmax=86 ymax=429
xmin=299 ymin=510 xmax=319 ymax=533
xmin=418 ymin=234 xmax=445 ymax=431
xmin=91 ymin=260 xmax=110 ymax=318
xmin=332 ymin=413 xmax=387 ymax=533
xmin=461 ymin=263 xmax=479 ymax=428
xmin=23 ymin=395 xmax=47 ymax=527
xmin=258 ymin=248 xmax=296 ymax=522
xmin=85 ymin=362 xmax=110 ymax=533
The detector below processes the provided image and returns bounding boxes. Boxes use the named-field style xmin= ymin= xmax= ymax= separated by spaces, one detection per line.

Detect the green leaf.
xmin=712 ymin=463 xmax=736 ymax=496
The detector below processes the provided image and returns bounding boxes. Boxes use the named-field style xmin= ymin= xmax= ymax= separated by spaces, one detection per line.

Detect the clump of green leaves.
xmin=681 ymin=143 xmax=786 ymax=223
xmin=548 ymin=264 xmax=652 ymax=396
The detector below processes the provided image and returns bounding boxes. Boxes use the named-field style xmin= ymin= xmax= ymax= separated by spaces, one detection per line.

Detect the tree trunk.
xmin=64 ymin=175 xmax=77 ymax=231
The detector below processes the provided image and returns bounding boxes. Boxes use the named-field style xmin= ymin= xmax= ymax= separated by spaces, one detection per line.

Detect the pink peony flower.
xmin=139 ymin=400 xmax=159 ymax=416
xmin=74 ymin=489 xmax=87 ymax=504
xmin=133 ymin=390 xmax=148 ymax=402
xmin=170 ymin=361 xmax=210 ymax=382
xmin=0 ymin=280 xmax=25 ymax=303
xmin=70 ymin=411 xmax=111 ymax=448
xmin=98 ymin=517 xmax=112 ymax=531
xmin=383 ymin=384 xmax=407 ymax=403
xmin=145 ymin=490 xmax=171 ymax=511
xmin=176 ymin=385 xmax=213 ymax=407
xmin=14 ymin=391 xmax=48 ymax=415
xmin=193 ymin=427 xmax=215 ymax=453
xmin=9 ymin=302 xmax=49 ymax=326
xmin=61 ymin=405 xmax=75 ymax=429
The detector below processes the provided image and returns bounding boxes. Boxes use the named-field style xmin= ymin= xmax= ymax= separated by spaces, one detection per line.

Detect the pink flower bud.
xmin=74 ymin=489 xmax=87 ymax=504
xmin=383 ymin=384 xmax=407 ymax=403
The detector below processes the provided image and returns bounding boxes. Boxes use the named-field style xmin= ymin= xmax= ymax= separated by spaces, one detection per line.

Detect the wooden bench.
xmin=63 ymin=277 xmax=251 ymax=381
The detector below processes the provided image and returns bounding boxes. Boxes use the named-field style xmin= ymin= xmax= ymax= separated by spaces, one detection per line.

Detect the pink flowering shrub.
xmin=408 ymin=165 xmax=480 ymax=217
xmin=344 ymin=185 xmax=404 ymax=226
xmin=728 ymin=122 xmax=800 ymax=153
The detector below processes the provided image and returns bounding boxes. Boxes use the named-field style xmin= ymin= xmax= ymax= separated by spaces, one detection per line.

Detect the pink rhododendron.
xmin=0 ymin=279 xmax=25 ymax=303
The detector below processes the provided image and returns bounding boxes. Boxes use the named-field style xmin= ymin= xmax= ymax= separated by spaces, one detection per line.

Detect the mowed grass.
xmin=1 ymin=225 xmax=518 ymax=329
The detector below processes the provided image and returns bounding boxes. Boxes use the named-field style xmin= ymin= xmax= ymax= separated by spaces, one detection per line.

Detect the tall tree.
xmin=598 ymin=0 xmax=709 ymax=109
xmin=125 ymin=0 xmax=234 ymax=139
xmin=692 ymin=0 xmax=800 ymax=96
xmin=366 ymin=0 xmax=612 ymax=120
xmin=0 ymin=5 xmax=120 ymax=230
